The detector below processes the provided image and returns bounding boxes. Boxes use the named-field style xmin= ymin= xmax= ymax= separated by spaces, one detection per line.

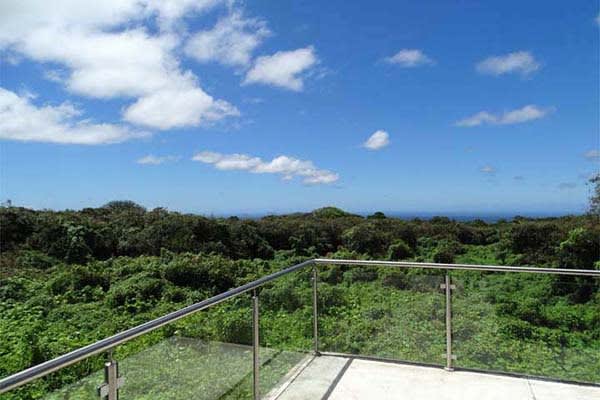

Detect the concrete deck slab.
xmin=271 ymin=356 xmax=350 ymax=400
xmin=272 ymin=357 xmax=600 ymax=400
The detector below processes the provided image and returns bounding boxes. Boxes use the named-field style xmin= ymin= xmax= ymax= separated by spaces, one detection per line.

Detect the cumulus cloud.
xmin=455 ymin=105 xmax=553 ymax=127
xmin=0 ymin=0 xmax=238 ymax=131
xmin=0 ymin=88 xmax=146 ymax=144
xmin=137 ymin=154 xmax=181 ymax=165
xmin=385 ymin=49 xmax=434 ymax=67
xmin=363 ymin=130 xmax=390 ymax=150
xmin=476 ymin=51 xmax=540 ymax=76
xmin=192 ymin=151 xmax=339 ymax=184
xmin=0 ymin=0 xmax=223 ymax=41
xmin=584 ymin=149 xmax=600 ymax=160
xmin=185 ymin=11 xmax=270 ymax=67
xmin=480 ymin=165 xmax=496 ymax=174
xmin=123 ymin=86 xmax=239 ymax=129
xmin=243 ymin=47 xmax=317 ymax=91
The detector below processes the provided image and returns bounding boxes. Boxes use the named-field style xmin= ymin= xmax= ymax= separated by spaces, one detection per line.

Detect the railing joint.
xmin=97 ymin=359 xmax=124 ymax=400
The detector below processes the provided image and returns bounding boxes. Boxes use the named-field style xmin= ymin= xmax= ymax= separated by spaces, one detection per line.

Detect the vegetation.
xmin=1 ymin=186 xmax=599 ymax=398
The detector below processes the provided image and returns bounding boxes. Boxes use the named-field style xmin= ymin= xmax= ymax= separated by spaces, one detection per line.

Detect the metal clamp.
xmin=439 ymin=283 xmax=456 ymax=290
xmin=441 ymin=354 xmax=457 ymax=360
xmin=97 ymin=360 xmax=124 ymax=399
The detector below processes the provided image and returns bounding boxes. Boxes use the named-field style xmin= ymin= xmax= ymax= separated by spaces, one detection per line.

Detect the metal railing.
xmin=1 ymin=258 xmax=598 ymax=398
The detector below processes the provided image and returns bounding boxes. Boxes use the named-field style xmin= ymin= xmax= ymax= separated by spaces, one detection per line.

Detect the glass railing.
xmin=40 ymin=295 xmax=256 ymax=400
xmin=452 ymin=271 xmax=600 ymax=383
xmin=318 ymin=265 xmax=446 ymax=366
xmin=1 ymin=259 xmax=598 ymax=400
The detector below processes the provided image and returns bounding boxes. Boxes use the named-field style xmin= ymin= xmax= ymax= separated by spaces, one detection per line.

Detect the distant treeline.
xmin=1 ymin=201 xmax=598 ymax=271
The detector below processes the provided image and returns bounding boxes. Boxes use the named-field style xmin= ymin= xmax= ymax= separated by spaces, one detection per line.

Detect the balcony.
xmin=1 ymin=259 xmax=599 ymax=399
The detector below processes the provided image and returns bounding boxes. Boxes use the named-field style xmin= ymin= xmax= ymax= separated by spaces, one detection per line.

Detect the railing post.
xmin=97 ymin=355 xmax=124 ymax=400
xmin=312 ymin=265 xmax=320 ymax=356
xmin=252 ymin=290 xmax=260 ymax=400
xmin=442 ymin=273 xmax=455 ymax=371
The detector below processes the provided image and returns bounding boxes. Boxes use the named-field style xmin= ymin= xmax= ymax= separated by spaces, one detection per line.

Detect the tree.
xmin=387 ymin=239 xmax=413 ymax=260
xmin=101 ymin=200 xmax=146 ymax=213
xmin=432 ymin=239 xmax=463 ymax=264
xmin=367 ymin=211 xmax=386 ymax=219
xmin=558 ymin=228 xmax=599 ymax=270
xmin=342 ymin=223 xmax=390 ymax=257
xmin=588 ymin=174 xmax=600 ymax=216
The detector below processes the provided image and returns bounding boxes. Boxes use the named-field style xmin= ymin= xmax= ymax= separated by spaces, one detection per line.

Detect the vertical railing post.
xmin=252 ymin=290 xmax=260 ymax=400
xmin=97 ymin=354 xmax=123 ymax=400
xmin=312 ymin=264 xmax=320 ymax=356
xmin=443 ymin=273 xmax=455 ymax=371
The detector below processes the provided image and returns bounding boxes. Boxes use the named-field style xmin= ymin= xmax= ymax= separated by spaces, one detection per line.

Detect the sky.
xmin=0 ymin=0 xmax=599 ymax=216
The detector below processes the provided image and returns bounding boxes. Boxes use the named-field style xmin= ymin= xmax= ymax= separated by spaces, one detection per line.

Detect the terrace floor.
xmin=265 ymin=355 xmax=600 ymax=400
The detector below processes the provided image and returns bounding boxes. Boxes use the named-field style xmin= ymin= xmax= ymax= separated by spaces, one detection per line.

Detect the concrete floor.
xmin=267 ymin=356 xmax=600 ymax=400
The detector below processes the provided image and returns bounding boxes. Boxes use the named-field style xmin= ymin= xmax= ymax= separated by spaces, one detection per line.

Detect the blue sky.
xmin=0 ymin=0 xmax=598 ymax=215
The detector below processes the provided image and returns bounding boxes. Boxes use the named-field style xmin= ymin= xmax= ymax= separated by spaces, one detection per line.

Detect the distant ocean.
xmin=379 ymin=211 xmax=575 ymax=222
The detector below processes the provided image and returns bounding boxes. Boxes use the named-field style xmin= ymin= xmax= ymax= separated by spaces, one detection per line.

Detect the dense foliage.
xmin=0 ymin=202 xmax=599 ymax=398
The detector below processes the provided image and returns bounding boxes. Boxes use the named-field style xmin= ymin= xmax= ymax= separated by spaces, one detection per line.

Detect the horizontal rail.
xmin=314 ymin=259 xmax=600 ymax=276
xmin=1 ymin=258 xmax=598 ymax=393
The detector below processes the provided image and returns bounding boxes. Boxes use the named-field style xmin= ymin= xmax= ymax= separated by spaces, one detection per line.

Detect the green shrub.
xmin=106 ymin=274 xmax=165 ymax=309
xmin=387 ymin=239 xmax=413 ymax=261
xmin=163 ymin=258 xmax=209 ymax=289
xmin=16 ymin=250 xmax=57 ymax=270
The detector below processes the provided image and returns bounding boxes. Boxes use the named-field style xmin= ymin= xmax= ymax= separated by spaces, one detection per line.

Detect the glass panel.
xmin=31 ymin=294 xmax=254 ymax=400
xmin=319 ymin=265 xmax=446 ymax=365
xmin=1 ymin=356 xmax=105 ymax=400
xmin=453 ymin=271 xmax=600 ymax=384
xmin=42 ymin=363 xmax=105 ymax=400
xmin=258 ymin=269 xmax=312 ymax=398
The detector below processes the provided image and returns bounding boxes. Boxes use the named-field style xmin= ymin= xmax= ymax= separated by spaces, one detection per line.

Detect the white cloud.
xmin=480 ymin=165 xmax=496 ymax=174
xmin=476 ymin=51 xmax=540 ymax=76
xmin=455 ymin=105 xmax=553 ymax=127
xmin=137 ymin=154 xmax=181 ymax=165
xmin=0 ymin=0 xmax=223 ymax=41
xmin=363 ymin=130 xmax=390 ymax=150
xmin=243 ymin=47 xmax=317 ymax=91
xmin=0 ymin=88 xmax=146 ymax=144
xmin=185 ymin=11 xmax=269 ymax=67
xmin=0 ymin=0 xmax=237 ymax=131
xmin=123 ymin=86 xmax=239 ymax=129
xmin=500 ymin=105 xmax=551 ymax=124
xmin=146 ymin=0 xmax=224 ymax=29
xmin=584 ymin=149 xmax=600 ymax=160
xmin=192 ymin=151 xmax=339 ymax=184
xmin=385 ymin=49 xmax=434 ymax=67
xmin=455 ymin=111 xmax=497 ymax=127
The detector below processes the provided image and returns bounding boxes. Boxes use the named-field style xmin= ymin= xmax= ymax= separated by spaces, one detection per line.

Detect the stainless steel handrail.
xmin=314 ymin=259 xmax=600 ymax=276
xmin=1 ymin=258 xmax=598 ymax=393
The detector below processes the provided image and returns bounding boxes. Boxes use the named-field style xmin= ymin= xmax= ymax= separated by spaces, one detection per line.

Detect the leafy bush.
xmin=16 ymin=250 xmax=57 ymax=270
xmin=387 ymin=239 xmax=413 ymax=260
xmin=106 ymin=274 xmax=165 ymax=309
